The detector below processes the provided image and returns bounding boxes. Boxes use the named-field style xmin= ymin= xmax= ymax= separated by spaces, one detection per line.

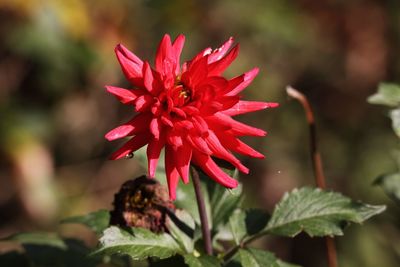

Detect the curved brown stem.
xmin=190 ymin=166 xmax=212 ymax=255
xmin=286 ymin=86 xmax=338 ymax=267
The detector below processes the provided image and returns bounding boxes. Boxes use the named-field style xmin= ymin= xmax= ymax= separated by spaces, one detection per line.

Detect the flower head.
xmin=106 ymin=34 xmax=278 ymax=200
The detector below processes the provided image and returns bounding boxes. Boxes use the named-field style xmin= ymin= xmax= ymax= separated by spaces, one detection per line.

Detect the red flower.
xmin=106 ymin=34 xmax=278 ymax=200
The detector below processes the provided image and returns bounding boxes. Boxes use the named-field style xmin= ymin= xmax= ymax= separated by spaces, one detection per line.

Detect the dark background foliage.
xmin=0 ymin=0 xmax=399 ymax=266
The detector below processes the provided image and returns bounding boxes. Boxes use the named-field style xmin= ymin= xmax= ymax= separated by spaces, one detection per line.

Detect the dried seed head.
xmin=110 ymin=175 xmax=175 ymax=233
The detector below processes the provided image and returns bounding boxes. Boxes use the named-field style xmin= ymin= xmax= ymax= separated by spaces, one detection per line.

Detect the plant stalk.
xmin=190 ymin=166 xmax=213 ymax=255
xmin=286 ymin=86 xmax=338 ymax=267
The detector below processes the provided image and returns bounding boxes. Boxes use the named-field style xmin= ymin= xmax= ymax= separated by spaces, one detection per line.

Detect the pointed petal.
xmin=167 ymin=130 xmax=183 ymax=147
xmin=105 ymin=86 xmax=146 ymax=104
xmin=109 ymin=133 xmax=149 ymax=160
xmin=192 ymin=116 xmax=208 ymax=135
xmin=134 ymin=94 xmax=154 ymax=112
xmin=192 ymin=151 xmax=238 ymax=188
xmin=205 ymin=130 xmax=249 ymax=173
xmin=217 ymin=96 xmax=240 ymax=111
xmin=208 ymin=37 xmax=234 ymax=63
xmin=223 ymin=101 xmax=278 ymax=116
xmin=155 ymin=34 xmax=173 ymax=74
xmin=187 ymin=135 xmax=212 ymax=155
xmin=175 ymin=144 xmax=192 ymax=184
xmin=115 ymin=44 xmax=144 ymax=85
xmin=182 ymin=55 xmax=208 ymax=88
xmin=143 ymin=61 xmax=155 ymax=94
xmin=147 ymin=134 xmax=166 ymax=178
xmin=172 ymin=34 xmax=185 ymax=74
xmin=226 ymin=68 xmax=259 ymax=96
xmin=197 ymin=76 xmax=229 ymax=95
xmin=189 ymin=47 xmax=212 ymax=66
xmin=105 ymin=113 xmax=152 ymax=141
xmin=213 ymin=113 xmax=266 ymax=137
xmin=218 ymin=133 xmax=264 ymax=159
xmin=150 ymin=117 xmax=162 ymax=139
xmin=165 ymin=145 xmax=180 ymax=200
xmin=207 ymin=44 xmax=239 ymax=76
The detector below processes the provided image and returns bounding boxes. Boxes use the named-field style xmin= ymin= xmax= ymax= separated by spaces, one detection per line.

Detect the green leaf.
xmin=175 ymin=178 xmax=212 ymax=228
xmin=166 ymin=210 xmax=196 ymax=253
xmin=228 ymin=209 xmax=269 ymax=245
xmin=368 ymin=83 xmax=400 ymax=107
xmin=4 ymin=232 xmax=66 ymax=249
xmin=227 ymin=248 xmax=299 ymax=267
xmin=390 ymin=108 xmax=400 ymax=137
xmin=175 ymin=170 xmax=212 ymax=230
xmin=1 ymin=234 xmax=99 ymax=267
xmin=92 ymin=226 xmax=182 ymax=260
xmin=61 ymin=209 xmax=110 ymax=235
xmin=184 ymin=254 xmax=220 ymax=267
xmin=207 ymin=168 xmax=242 ymax=229
xmin=264 ymin=187 xmax=385 ymax=237
xmin=374 ymin=172 xmax=400 ymax=204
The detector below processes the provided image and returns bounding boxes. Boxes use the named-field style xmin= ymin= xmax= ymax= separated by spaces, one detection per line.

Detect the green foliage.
xmin=228 ymin=209 xmax=269 ymax=245
xmin=368 ymin=83 xmax=400 ymax=107
xmin=92 ymin=226 xmax=182 ymax=260
xmin=368 ymin=83 xmax=400 ymax=204
xmin=374 ymin=173 xmax=400 ymax=204
xmin=61 ymin=209 xmax=110 ymax=235
xmin=264 ymin=187 xmax=385 ymax=237
xmin=4 ymin=232 xmax=67 ymax=249
xmin=1 ymin=232 xmax=99 ymax=267
xmin=184 ymin=254 xmax=220 ymax=267
xmin=206 ymin=168 xmax=242 ymax=230
xmin=166 ymin=210 xmax=196 ymax=253
xmin=226 ymin=248 xmax=299 ymax=267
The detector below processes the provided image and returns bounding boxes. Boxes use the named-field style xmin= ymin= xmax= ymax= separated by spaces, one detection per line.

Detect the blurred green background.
xmin=0 ymin=0 xmax=399 ymax=266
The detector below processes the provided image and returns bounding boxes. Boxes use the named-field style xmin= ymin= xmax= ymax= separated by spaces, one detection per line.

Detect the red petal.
xmin=161 ymin=115 xmax=174 ymax=127
xmin=182 ymin=105 xmax=200 ymax=116
xmin=189 ymin=47 xmax=212 ymax=66
xmin=218 ymin=133 xmax=264 ymax=159
xmin=172 ymin=34 xmax=185 ymax=74
xmin=143 ymin=61 xmax=155 ymax=94
xmin=213 ymin=113 xmax=266 ymax=137
xmin=192 ymin=151 xmax=238 ymax=188
xmin=182 ymin=55 xmax=208 ymax=88
xmin=207 ymin=44 xmax=239 ymax=76
xmin=205 ymin=130 xmax=249 ymax=174
xmin=147 ymin=134 xmax=166 ymax=178
xmin=109 ymin=133 xmax=149 ymax=160
xmin=187 ymin=135 xmax=212 ymax=155
xmin=150 ymin=117 xmax=162 ymax=139
xmin=105 ymin=113 xmax=152 ymax=141
xmin=175 ymin=120 xmax=194 ymax=131
xmin=155 ymin=34 xmax=173 ymax=75
xmin=167 ymin=131 xmax=183 ymax=147
xmin=208 ymin=37 xmax=234 ymax=64
xmin=171 ymin=107 xmax=187 ymax=118
xmin=105 ymin=86 xmax=146 ymax=104
xmin=175 ymin=144 xmax=192 ymax=184
xmin=217 ymin=96 xmax=240 ymax=111
xmin=223 ymin=101 xmax=278 ymax=116
xmin=165 ymin=145 xmax=180 ymax=200
xmin=192 ymin=116 xmax=209 ymax=135
xmin=134 ymin=94 xmax=154 ymax=112
xmin=115 ymin=44 xmax=144 ymax=85
xmin=226 ymin=68 xmax=259 ymax=96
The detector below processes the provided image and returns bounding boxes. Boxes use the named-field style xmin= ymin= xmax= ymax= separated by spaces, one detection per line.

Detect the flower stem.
xmin=286 ymin=86 xmax=338 ymax=267
xmin=190 ymin=166 xmax=212 ymax=255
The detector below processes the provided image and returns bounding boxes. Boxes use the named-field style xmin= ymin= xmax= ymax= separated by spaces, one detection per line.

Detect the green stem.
xmin=190 ymin=166 xmax=212 ymax=255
